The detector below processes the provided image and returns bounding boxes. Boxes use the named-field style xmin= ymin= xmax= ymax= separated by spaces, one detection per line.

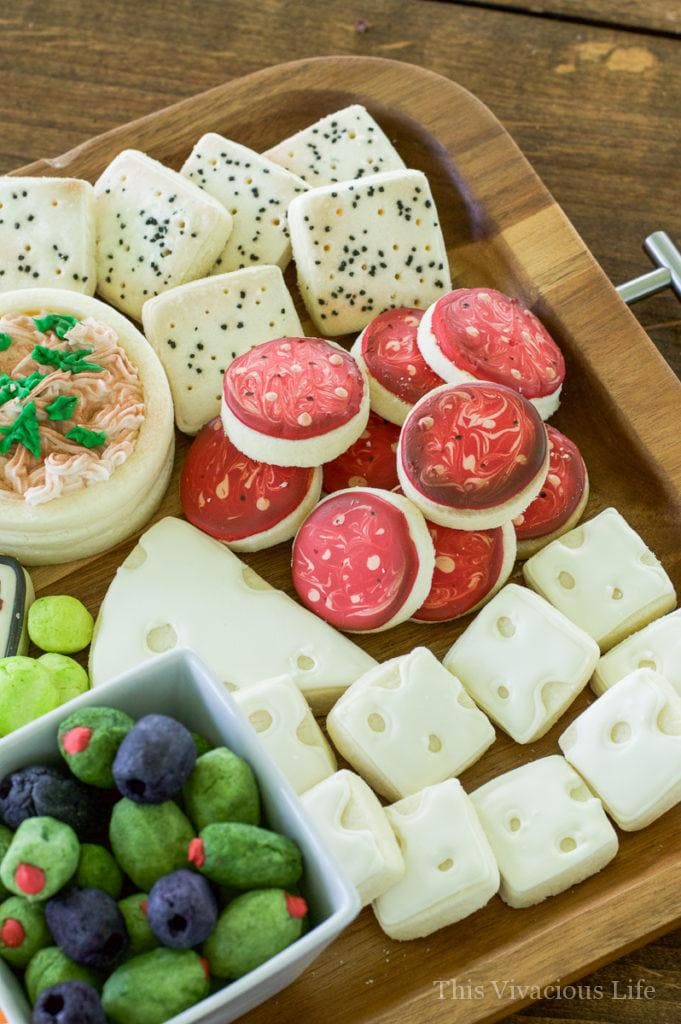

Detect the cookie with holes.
xmin=322 ymin=411 xmax=399 ymax=494
xmin=373 ymin=779 xmax=499 ymax=941
xmin=444 ymin=584 xmax=599 ymax=744
xmin=221 ymin=336 xmax=370 ymax=467
xmin=471 ymin=755 xmax=618 ymax=908
xmin=592 ymin=609 xmax=681 ymax=697
xmin=94 ymin=150 xmax=232 ymax=321
xmin=301 ymin=770 xmax=404 ymax=907
xmin=181 ymin=418 xmax=322 ymax=552
xmin=327 ymin=647 xmax=494 ymax=801
xmin=560 ymin=668 xmax=681 ymax=830
xmin=291 ymin=487 xmax=435 ymax=633
xmin=288 ymin=169 xmax=450 ymax=336
xmin=513 ymin=426 xmax=589 ymax=559
xmin=351 ymin=307 xmax=443 ymax=425
xmin=233 ymin=676 xmax=336 ymax=795
xmin=398 ymin=382 xmax=549 ymax=530
xmin=417 ymin=288 xmax=565 ymax=419
xmin=523 ymin=507 xmax=676 ymax=652
xmin=142 ymin=265 xmax=302 ymax=435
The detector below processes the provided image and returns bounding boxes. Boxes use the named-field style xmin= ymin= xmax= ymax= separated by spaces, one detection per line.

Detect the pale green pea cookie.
xmin=76 ymin=844 xmax=123 ymax=900
xmin=0 ymin=816 xmax=80 ymax=902
xmin=117 ymin=894 xmax=158 ymax=957
xmin=25 ymin=946 xmax=101 ymax=1004
xmin=102 ymin=948 xmax=209 ymax=1024
xmin=0 ymin=657 xmax=60 ymax=736
xmin=0 ymin=895 xmax=50 ymax=967
xmin=38 ymin=653 xmax=90 ymax=704
xmin=28 ymin=595 xmax=94 ymax=654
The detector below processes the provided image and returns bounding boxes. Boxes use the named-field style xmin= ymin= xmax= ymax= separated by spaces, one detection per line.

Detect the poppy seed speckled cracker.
xmin=142 ymin=264 xmax=302 ymax=434
xmin=0 ymin=178 xmax=96 ymax=295
xmin=288 ymin=169 xmax=451 ymax=336
xmin=94 ymin=150 xmax=232 ymax=320
xmin=263 ymin=104 xmax=405 ymax=186
xmin=181 ymin=134 xmax=308 ymax=273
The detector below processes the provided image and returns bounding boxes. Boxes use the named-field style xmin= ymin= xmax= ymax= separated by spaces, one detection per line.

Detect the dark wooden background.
xmin=2 ymin=0 xmax=681 ymax=1020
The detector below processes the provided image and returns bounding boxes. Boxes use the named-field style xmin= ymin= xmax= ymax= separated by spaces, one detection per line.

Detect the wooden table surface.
xmin=3 ymin=1 xmax=681 ymax=1021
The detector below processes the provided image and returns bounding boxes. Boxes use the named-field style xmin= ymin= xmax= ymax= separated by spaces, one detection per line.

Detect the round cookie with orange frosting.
xmin=0 ymin=289 xmax=174 ymax=565
xmin=322 ymin=411 xmax=399 ymax=494
xmin=417 ymin=288 xmax=565 ymax=419
xmin=291 ymin=487 xmax=435 ymax=633
xmin=351 ymin=307 xmax=443 ymax=425
xmin=398 ymin=382 xmax=549 ymax=530
xmin=181 ymin=418 xmax=322 ymax=552
xmin=221 ymin=336 xmax=369 ymax=468
xmin=513 ymin=425 xmax=589 ymax=558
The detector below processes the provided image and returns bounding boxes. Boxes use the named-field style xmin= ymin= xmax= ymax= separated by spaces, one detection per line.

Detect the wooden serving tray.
xmin=15 ymin=56 xmax=681 ymax=1024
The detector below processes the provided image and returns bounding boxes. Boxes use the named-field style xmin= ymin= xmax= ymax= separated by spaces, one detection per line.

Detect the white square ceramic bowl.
xmin=0 ymin=648 xmax=360 ymax=1024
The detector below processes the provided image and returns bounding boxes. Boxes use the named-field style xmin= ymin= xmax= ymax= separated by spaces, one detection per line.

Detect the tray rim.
xmin=11 ymin=54 xmax=681 ymax=1024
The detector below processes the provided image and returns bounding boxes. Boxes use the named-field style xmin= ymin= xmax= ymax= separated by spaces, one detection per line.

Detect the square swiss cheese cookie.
xmin=373 ymin=779 xmax=499 ymax=940
xmin=0 ymin=177 xmax=95 ymax=294
xmin=327 ymin=647 xmax=494 ymax=801
xmin=233 ymin=675 xmax=336 ymax=795
xmin=301 ymin=769 xmax=404 ymax=907
xmin=523 ymin=507 xmax=676 ymax=652
xmin=288 ymin=169 xmax=451 ymax=335
xmin=141 ymin=264 xmax=302 ymax=434
xmin=181 ymin=134 xmax=308 ymax=273
xmin=94 ymin=149 xmax=232 ymax=320
xmin=263 ymin=104 xmax=405 ymax=186
xmin=560 ymin=668 xmax=681 ymax=830
xmin=592 ymin=609 xmax=681 ymax=696
xmin=444 ymin=584 xmax=599 ymax=744
xmin=471 ymin=755 xmax=618 ymax=908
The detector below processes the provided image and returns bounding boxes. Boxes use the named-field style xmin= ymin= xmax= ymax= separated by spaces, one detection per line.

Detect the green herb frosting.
xmin=0 ymin=401 xmax=41 ymax=459
xmin=46 ymin=395 xmax=79 ymax=421
xmin=65 ymin=426 xmax=106 ymax=449
xmin=31 ymin=345 xmax=104 ymax=375
xmin=0 ymin=333 xmax=11 ymax=352
xmin=33 ymin=314 xmax=79 ymax=340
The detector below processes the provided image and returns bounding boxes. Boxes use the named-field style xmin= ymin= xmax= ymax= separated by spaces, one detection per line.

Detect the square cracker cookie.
xmin=142 ymin=264 xmax=302 ymax=435
xmin=181 ymin=134 xmax=308 ymax=273
xmin=0 ymin=177 xmax=95 ymax=295
xmin=288 ymin=169 xmax=451 ymax=336
xmin=94 ymin=150 xmax=232 ymax=321
xmin=264 ymin=104 xmax=405 ymax=186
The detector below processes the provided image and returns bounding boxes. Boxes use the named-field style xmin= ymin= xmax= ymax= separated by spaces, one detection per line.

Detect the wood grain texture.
xmin=9 ymin=53 xmax=681 ymax=1024
xmin=452 ymin=0 xmax=681 ymax=36
xmin=1 ymin=1 xmax=680 ymax=1019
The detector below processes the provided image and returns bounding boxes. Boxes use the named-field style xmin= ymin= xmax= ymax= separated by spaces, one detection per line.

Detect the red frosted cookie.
xmin=398 ymin=382 xmax=549 ymax=529
xmin=221 ymin=336 xmax=369 ymax=467
xmin=291 ymin=487 xmax=435 ymax=633
xmin=181 ymin=418 xmax=322 ymax=552
xmin=417 ymin=288 xmax=565 ymax=419
xmin=322 ymin=412 xmax=400 ymax=494
xmin=513 ymin=425 xmax=589 ymax=559
xmin=412 ymin=516 xmax=516 ymax=623
xmin=351 ymin=307 xmax=444 ymax=425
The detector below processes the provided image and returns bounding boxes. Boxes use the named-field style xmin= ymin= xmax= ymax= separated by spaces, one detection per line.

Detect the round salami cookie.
xmin=221 ymin=336 xmax=370 ymax=467
xmin=181 ymin=418 xmax=322 ymax=552
xmin=417 ymin=288 xmax=565 ymax=420
xmin=291 ymin=487 xmax=435 ymax=633
xmin=412 ymin=516 xmax=517 ymax=623
xmin=323 ymin=412 xmax=400 ymax=494
xmin=398 ymin=382 xmax=549 ymax=530
xmin=513 ymin=425 xmax=589 ymax=559
xmin=351 ymin=307 xmax=444 ymax=425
